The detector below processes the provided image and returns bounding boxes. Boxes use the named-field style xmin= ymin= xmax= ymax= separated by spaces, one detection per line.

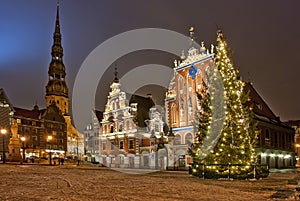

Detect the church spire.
xmin=45 ymin=2 xmax=69 ymax=115
xmin=52 ymin=1 xmax=63 ymax=61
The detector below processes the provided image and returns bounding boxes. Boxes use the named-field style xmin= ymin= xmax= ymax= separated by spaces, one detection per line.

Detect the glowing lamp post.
xmin=21 ymin=136 xmax=26 ymax=163
xmin=1 ymin=129 xmax=7 ymax=163
xmin=73 ymin=137 xmax=79 ymax=166
xmin=47 ymin=135 xmax=53 ymax=166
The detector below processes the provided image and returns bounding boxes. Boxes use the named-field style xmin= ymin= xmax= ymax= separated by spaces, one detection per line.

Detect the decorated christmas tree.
xmin=188 ymin=84 xmax=212 ymax=165
xmin=190 ymin=30 xmax=268 ymax=179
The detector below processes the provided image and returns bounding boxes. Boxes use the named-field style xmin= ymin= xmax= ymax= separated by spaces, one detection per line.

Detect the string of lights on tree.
xmin=189 ymin=29 xmax=268 ymax=179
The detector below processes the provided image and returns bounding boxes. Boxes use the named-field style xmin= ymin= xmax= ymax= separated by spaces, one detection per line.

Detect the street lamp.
xmin=73 ymin=137 xmax=79 ymax=166
xmin=21 ymin=136 xmax=26 ymax=163
xmin=47 ymin=135 xmax=53 ymax=166
xmin=1 ymin=129 xmax=7 ymax=163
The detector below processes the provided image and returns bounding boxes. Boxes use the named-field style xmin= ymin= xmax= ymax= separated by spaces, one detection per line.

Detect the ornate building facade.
xmin=164 ymin=29 xmax=295 ymax=169
xmin=98 ymin=69 xmax=167 ymax=169
xmin=165 ymin=37 xmax=215 ymax=168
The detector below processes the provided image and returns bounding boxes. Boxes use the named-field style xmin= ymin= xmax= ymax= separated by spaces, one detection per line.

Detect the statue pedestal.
xmin=8 ymin=138 xmax=22 ymax=162
xmin=7 ymin=119 xmax=22 ymax=162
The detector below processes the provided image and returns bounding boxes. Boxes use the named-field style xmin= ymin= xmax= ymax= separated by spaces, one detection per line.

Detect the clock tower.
xmin=45 ymin=2 xmax=69 ymax=115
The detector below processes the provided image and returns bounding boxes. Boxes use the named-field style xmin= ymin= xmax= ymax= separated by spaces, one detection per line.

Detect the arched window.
xmin=110 ymin=125 xmax=114 ymax=133
xmin=171 ymin=104 xmax=176 ymax=124
xmin=185 ymin=133 xmax=193 ymax=146
xmin=180 ymin=97 xmax=184 ymax=118
xmin=188 ymin=97 xmax=192 ymax=116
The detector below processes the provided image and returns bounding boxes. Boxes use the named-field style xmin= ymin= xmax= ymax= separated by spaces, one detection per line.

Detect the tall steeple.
xmin=45 ymin=1 xmax=69 ymax=115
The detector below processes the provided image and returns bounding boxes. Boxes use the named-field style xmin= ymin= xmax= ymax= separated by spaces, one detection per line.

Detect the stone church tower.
xmin=45 ymin=3 xmax=83 ymax=157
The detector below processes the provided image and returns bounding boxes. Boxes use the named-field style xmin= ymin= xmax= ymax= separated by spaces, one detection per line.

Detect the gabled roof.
xmin=244 ymin=82 xmax=278 ymax=121
xmin=245 ymin=82 xmax=293 ymax=129
xmin=94 ymin=110 xmax=103 ymax=122
xmin=13 ymin=107 xmax=45 ymax=120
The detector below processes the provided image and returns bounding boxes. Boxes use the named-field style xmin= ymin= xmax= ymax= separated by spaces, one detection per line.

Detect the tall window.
xmin=180 ymin=97 xmax=184 ymax=119
xmin=265 ymin=129 xmax=270 ymax=146
xmin=120 ymin=141 xmax=124 ymax=149
xmin=188 ymin=97 xmax=192 ymax=116
xmin=102 ymin=142 xmax=106 ymax=150
xmin=171 ymin=104 xmax=176 ymax=124
xmin=129 ymin=139 xmax=134 ymax=149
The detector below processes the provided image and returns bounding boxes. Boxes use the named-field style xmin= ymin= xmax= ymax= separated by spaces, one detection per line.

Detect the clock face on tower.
xmin=55 ymin=84 xmax=61 ymax=91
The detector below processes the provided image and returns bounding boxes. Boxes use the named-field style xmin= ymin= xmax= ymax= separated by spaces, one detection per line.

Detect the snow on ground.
xmin=0 ymin=162 xmax=299 ymax=201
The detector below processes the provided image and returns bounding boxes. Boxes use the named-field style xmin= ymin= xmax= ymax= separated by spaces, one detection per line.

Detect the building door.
xmin=266 ymin=156 xmax=270 ymax=168
xmin=179 ymin=155 xmax=186 ymax=167
xmin=275 ymin=157 xmax=278 ymax=168
xmin=129 ymin=157 xmax=134 ymax=168
xmin=102 ymin=157 xmax=106 ymax=167
xmin=143 ymin=156 xmax=149 ymax=168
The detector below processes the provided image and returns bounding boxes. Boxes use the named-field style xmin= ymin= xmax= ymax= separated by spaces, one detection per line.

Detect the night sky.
xmin=1 ymin=0 xmax=300 ymax=130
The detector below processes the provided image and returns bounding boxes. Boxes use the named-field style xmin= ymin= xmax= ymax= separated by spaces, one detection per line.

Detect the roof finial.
xmin=114 ymin=64 xmax=119 ymax=83
xmin=189 ymin=26 xmax=195 ymax=45
xmin=189 ymin=26 xmax=195 ymax=40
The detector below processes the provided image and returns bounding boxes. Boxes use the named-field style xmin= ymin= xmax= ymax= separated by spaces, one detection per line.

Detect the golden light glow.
xmin=0 ymin=129 xmax=7 ymax=135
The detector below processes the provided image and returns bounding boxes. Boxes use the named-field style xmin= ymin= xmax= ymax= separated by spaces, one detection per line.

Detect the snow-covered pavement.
xmin=0 ymin=163 xmax=298 ymax=201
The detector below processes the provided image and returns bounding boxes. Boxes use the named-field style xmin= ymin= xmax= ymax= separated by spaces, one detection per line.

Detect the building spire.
xmin=46 ymin=1 xmax=69 ymax=113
